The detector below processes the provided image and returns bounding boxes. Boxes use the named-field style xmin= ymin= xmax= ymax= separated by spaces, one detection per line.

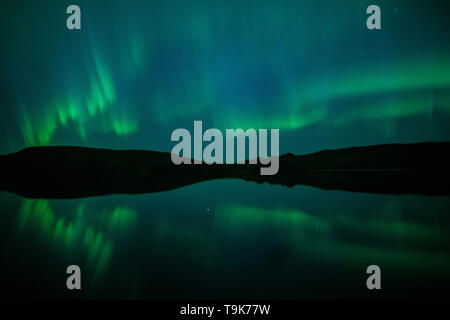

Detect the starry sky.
xmin=0 ymin=0 xmax=449 ymax=155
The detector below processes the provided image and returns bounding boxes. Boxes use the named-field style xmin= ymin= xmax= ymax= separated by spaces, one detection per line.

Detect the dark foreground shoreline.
xmin=1 ymin=142 xmax=449 ymax=198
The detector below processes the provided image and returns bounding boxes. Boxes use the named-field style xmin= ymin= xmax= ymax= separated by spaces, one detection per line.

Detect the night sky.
xmin=1 ymin=1 xmax=450 ymax=300
xmin=1 ymin=0 xmax=449 ymax=155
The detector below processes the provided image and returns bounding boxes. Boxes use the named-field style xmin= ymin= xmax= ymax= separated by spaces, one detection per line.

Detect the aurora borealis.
xmin=1 ymin=0 xmax=450 ymax=300
xmin=0 ymin=0 xmax=449 ymax=154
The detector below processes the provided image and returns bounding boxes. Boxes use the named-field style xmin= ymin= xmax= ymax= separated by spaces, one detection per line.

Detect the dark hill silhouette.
xmin=1 ymin=142 xmax=449 ymax=198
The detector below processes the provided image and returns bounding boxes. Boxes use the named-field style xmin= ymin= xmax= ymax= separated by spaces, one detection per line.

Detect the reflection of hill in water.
xmin=1 ymin=142 xmax=449 ymax=198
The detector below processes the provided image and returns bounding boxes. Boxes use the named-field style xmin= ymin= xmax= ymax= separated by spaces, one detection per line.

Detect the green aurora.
xmin=0 ymin=0 xmax=450 ymax=299
xmin=0 ymin=0 xmax=449 ymax=153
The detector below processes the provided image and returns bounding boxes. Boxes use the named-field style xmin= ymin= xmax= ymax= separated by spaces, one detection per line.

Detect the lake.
xmin=1 ymin=179 xmax=449 ymax=299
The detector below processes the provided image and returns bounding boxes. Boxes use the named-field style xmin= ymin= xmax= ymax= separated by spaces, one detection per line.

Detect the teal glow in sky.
xmin=2 ymin=1 xmax=450 ymax=299
xmin=0 ymin=0 xmax=449 ymax=154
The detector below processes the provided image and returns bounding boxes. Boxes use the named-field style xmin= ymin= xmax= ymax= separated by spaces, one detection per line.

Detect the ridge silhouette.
xmin=1 ymin=142 xmax=449 ymax=198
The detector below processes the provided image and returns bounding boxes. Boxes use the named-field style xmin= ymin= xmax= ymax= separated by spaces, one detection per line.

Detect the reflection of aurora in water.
xmin=17 ymin=199 xmax=137 ymax=284
xmin=11 ymin=189 xmax=450 ymax=295
xmin=214 ymin=204 xmax=450 ymax=274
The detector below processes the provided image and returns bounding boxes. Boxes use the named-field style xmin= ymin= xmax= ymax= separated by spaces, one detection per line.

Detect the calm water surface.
xmin=1 ymin=180 xmax=449 ymax=299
